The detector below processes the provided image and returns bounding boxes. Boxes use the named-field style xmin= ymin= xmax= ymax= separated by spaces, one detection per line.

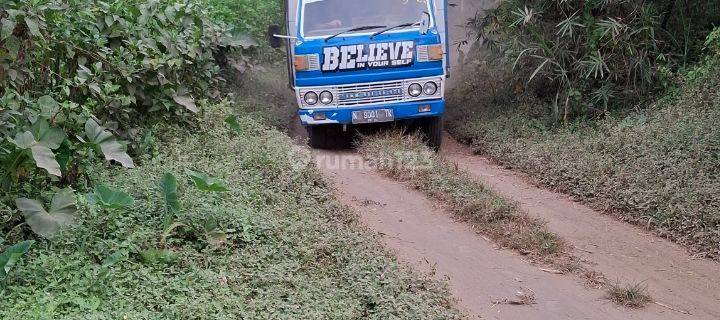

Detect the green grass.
xmin=446 ymin=55 xmax=720 ymax=260
xmin=0 ymin=104 xmax=462 ymax=319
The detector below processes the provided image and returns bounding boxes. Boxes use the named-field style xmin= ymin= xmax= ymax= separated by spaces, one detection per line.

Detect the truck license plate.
xmin=351 ymin=109 xmax=395 ymax=124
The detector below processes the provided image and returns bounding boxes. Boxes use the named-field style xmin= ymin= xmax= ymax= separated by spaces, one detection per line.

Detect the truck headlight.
xmin=423 ymin=82 xmax=438 ymax=95
xmin=408 ymin=83 xmax=422 ymax=97
xmin=304 ymin=91 xmax=318 ymax=105
xmin=319 ymin=91 xmax=333 ymax=105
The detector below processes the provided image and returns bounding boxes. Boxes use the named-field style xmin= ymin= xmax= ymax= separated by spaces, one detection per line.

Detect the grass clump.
xmin=358 ymin=132 xmax=570 ymax=264
xmin=0 ymin=104 xmax=462 ymax=319
xmin=606 ymin=281 xmax=652 ymax=308
xmin=447 ymin=52 xmax=720 ymax=260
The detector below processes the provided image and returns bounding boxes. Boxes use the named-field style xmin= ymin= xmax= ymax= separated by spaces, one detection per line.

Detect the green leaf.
xmin=23 ymin=16 xmax=41 ymax=38
xmin=85 ymin=119 xmax=134 ymax=168
xmin=230 ymin=32 xmax=258 ymax=49
xmin=140 ymin=249 xmax=178 ymax=266
xmin=185 ymin=169 xmax=229 ymax=192
xmin=16 ymin=189 xmax=77 ymax=238
xmin=1 ymin=18 xmax=16 ymax=41
xmin=4 ymin=35 xmax=20 ymax=58
xmin=30 ymin=144 xmax=61 ymax=177
xmin=0 ymin=240 xmax=34 ymax=280
xmin=172 ymin=95 xmax=199 ymax=113
xmin=11 ymin=131 xmax=61 ymax=177
xmin=101 ymin=250 xmax=125 ymax=269
xmin=159 ymin=172 xmax=182 ymax=214
xmin=224 ymin=115 xmax=244 ymax=134
xmin=88 ymin=185 xmax=134 ymax=209
xmin=31 ymin=117 xmax=65 ymax=149
xmin=37 ymin=96 xmax=60 ymax=120
xmin=11 ymin=131 xmax=35 ymax=149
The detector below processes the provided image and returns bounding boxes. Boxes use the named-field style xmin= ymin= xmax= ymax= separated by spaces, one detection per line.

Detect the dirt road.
xmin=287 ymin=1 xmax=720 ymax=319
xmin=441 ymin=137 xmax=720 ymax=319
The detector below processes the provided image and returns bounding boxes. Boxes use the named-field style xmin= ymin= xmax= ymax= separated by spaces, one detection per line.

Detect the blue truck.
xmin=269 ymin=0 xmax=449 ymax=150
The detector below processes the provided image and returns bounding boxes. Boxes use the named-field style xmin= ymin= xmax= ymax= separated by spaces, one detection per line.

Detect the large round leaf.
xmin=11 ymin=131 xmax=61 ymax=177
xmin=85 ymin=119 xmax=134 ymax=168
xmin=185 ymin=169 xmax=229 ymax=192
xmin=87 ymin=185 xmax=135 ymax=209
xmin=15 ymin=189 xmax=77 ymax=238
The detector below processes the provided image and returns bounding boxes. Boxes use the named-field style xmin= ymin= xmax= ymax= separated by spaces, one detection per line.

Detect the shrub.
xmin=0 ymin=0 xmax=245 ymax=217
xmin=470 ymin=0 xmax=720 ymax=119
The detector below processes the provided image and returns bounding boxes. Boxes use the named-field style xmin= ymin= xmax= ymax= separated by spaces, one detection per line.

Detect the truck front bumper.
xmin=298 ymin=100 xmax=445 ymax=126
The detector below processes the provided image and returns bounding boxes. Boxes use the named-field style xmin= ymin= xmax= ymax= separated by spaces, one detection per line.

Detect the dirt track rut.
xmin=309 ymin=149 xmax=696 ymax=319
xmin=441 ymin=137 xmax=720 ymax=319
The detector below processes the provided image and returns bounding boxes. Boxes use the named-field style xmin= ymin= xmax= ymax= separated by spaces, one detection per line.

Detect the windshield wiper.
xmin=371 ymin=11 xmax=431 ymax=39
xmin=370 ymin=22 xmax=419 ymax=39
xmin=325 ymin=25 xmax=387 ymax=42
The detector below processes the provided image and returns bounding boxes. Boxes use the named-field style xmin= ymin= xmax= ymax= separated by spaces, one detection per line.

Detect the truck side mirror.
xmin=420 ymin=12 xmax=431 ymax=35
xmin=267 ymin=25 xmax=282 ymax=48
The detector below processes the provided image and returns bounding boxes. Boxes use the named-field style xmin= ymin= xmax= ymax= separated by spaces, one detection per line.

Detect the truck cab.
xmin=271 ymin=0 xmax=449 ymax=149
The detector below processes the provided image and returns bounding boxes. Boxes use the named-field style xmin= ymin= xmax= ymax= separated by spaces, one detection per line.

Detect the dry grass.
xmin=606 ymin=281 xmax=652 ymax=308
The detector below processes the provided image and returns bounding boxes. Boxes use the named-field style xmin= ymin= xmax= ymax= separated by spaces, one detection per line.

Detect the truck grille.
xmin=336 ymin=81 xmax=405 ymax=106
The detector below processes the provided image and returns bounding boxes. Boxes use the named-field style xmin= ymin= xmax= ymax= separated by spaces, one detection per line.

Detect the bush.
xmin=205 ymin=0 xmax=282 ymax=40
xmin=471 ymin=0 xmax=720 ymax=118
xmin=0 ymin=103 xmax=462 ymax=319
xmin=0 ymin=0 xmax=245 ymax=222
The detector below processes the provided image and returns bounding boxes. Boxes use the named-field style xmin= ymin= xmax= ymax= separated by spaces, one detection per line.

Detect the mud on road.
xmin=283 ymin=1 xmax=720 ymax=319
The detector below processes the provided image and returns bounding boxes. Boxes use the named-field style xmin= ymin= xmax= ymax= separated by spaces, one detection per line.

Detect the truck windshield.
xmin=301 ymin=0 xmax=432 ymax=38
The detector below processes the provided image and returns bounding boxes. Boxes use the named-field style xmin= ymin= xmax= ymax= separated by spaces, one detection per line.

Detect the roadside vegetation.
xmin=0 ymin=1 xmax=463 ymax=317
xmin=448 ymin=1 xmax=720 ymax=259
xmin=1 ymin=104 xmax=462 ymax=318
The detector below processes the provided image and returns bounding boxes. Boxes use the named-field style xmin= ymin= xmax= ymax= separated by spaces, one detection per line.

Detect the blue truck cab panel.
xmin=278 ymin=0 xmax=449 ymax=148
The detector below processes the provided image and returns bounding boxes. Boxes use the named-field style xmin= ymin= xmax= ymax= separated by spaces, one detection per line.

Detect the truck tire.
xmin=421 ymin=116 xmax=443 ymax=152
xmin=307 ymin=125 xmax=349 ymax=149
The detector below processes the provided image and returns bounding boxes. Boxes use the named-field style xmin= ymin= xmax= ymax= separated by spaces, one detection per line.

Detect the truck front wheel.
xmin=307 ymin=125 xmax=350 ymax=149
xmin=420 ymin=116 xmax=443 ymax=151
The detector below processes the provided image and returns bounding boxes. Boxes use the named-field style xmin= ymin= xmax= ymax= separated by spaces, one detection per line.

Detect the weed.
xmin=606 ymin=281 xmax=652 ymax=308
